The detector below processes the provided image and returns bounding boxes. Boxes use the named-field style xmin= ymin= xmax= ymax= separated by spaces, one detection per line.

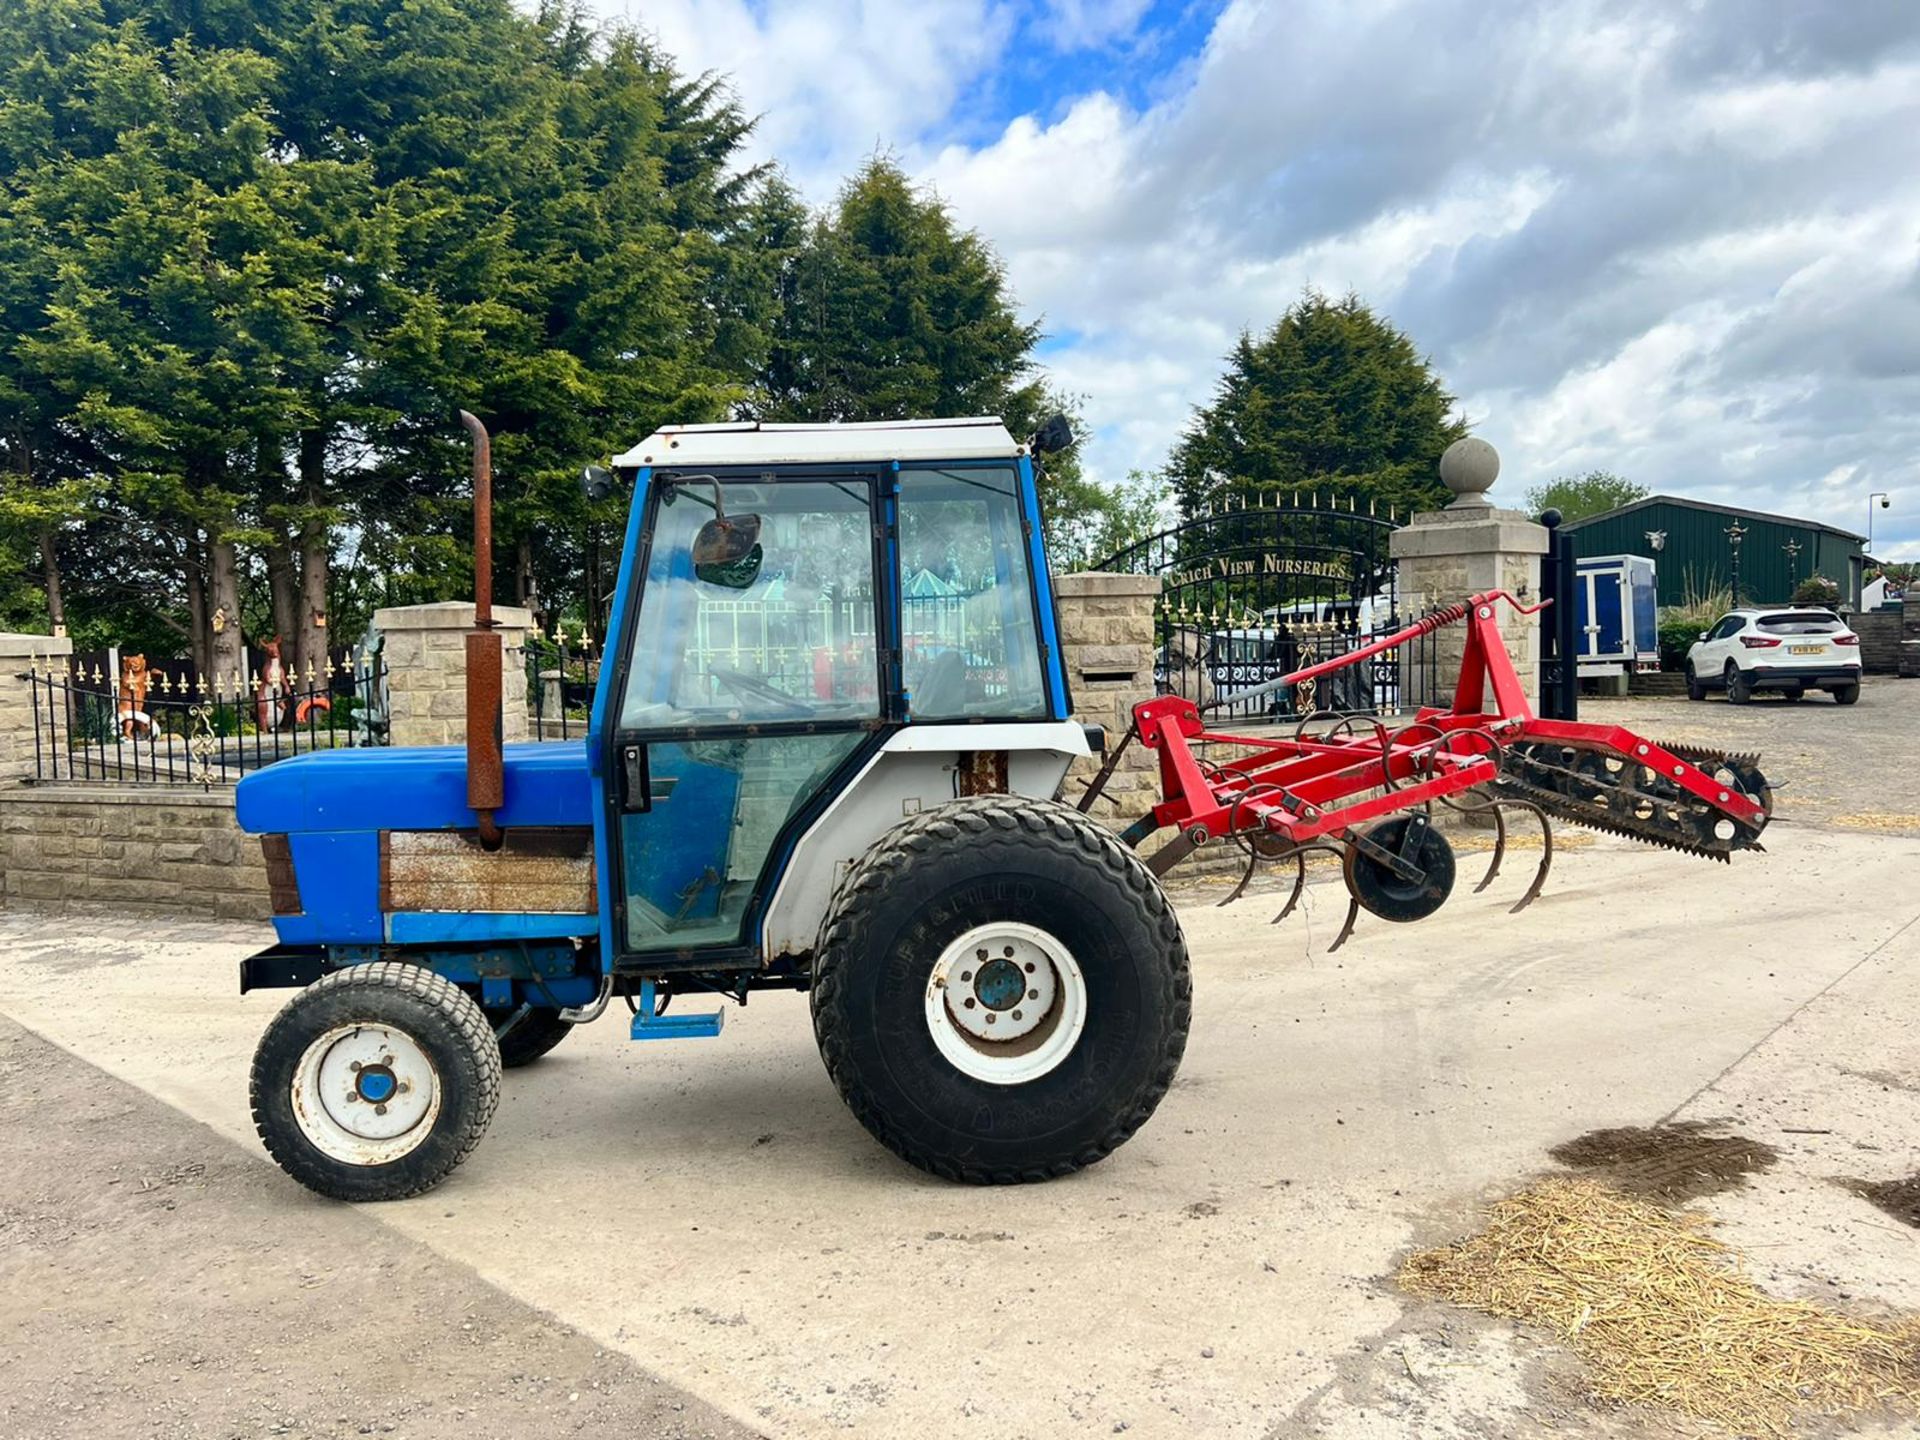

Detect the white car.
xmin=1684 ymin=607 xmax=1862 ymax=705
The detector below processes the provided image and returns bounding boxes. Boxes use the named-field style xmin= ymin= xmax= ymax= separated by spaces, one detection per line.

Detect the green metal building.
xmin=1561 ymin=496 xmax=1865 ymax=609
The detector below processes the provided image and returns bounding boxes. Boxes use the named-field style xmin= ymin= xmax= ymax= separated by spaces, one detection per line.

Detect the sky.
xmin=598 ymin=0 xmax=1920 ymax=561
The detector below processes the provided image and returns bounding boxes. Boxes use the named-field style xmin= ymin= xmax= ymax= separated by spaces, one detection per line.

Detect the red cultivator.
xmin=1087 ymin=592 xmax=1773 ymax=950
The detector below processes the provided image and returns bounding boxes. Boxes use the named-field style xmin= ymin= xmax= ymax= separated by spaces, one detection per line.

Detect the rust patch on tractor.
xmin=259 ymin=834 xmax=302 ymax=916
xmin=958 ymin=750 xmax=1009 ymax=796
xmin=1842 ymin=1175 xmax=1920 ymax=1229
xmin=381 ymin=827 xmax=594 ymax=913
xmin=1548 ymin=1122 xmax=1778 ymax=1204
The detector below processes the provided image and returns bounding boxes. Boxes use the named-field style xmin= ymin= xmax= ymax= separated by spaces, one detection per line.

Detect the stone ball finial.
xmin=1439 ymin=437 xmax=1500 ymax=508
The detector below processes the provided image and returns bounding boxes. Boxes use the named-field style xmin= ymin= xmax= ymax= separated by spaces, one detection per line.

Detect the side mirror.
xmin=581 ymin=465 xmax=616 ymax=502
xmin=693 ymin=514 xmax=764 ymax=590
xmin=1031 ymin=413 xmax=1074 ymax=455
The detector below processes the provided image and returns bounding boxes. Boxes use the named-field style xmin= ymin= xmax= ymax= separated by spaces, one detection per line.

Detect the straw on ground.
xmin=1400 ymin=1178 xmax=1920 ymax=1435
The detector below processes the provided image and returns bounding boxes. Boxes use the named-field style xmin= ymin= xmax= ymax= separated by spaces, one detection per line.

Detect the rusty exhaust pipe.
xmin=459 ymin=410 xmax=505 ymax=847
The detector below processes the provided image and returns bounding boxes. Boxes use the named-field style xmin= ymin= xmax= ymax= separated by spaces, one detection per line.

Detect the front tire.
xmin=1684 ymin=663 xmax=1705 ymax=702
xmin=251 ymin=963 xmax=501 ymax=1202
xmin=811 ymin=797 xmax=1191 ymax=1184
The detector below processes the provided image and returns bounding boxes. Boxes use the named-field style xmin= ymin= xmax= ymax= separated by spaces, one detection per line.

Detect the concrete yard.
xmin=3 ymin=683 xmax=1919 ymax=1438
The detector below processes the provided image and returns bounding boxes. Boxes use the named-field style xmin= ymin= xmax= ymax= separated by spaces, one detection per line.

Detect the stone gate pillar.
xmin=1053 ymin=572 xmax=1161 ymax=827
xmin=0 ymin=631 xmax=75 ymax=783
xmin=1389 ymin=439 xmax=1549 ymax=710
xmin=373 ymin=602 xmax=532 ymax=749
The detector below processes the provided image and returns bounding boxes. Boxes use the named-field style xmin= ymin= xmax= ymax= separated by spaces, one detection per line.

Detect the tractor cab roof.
xmin=612 ymin=417 xmax=1022 ymax=470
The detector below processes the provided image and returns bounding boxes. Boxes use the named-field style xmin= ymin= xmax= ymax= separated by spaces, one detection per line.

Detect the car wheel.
xmin=1832 ymin=683 xmax=1860 ymax=706
xmin=1684 ymin=663 xmax=1705 ymax=702
xmin=1724 ymin=662 xmax=1751 ymax=705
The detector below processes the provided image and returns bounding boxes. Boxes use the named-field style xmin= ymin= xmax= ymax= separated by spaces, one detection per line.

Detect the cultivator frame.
xmin=1087 ymin=592 xmax=1772 ymax=950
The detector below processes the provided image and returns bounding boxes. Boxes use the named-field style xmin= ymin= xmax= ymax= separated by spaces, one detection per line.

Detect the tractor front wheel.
xmin=811 ymin=797 xmax=1191 ymax=1184
xmin=250 ymin=963 xmax=501 ymax=1202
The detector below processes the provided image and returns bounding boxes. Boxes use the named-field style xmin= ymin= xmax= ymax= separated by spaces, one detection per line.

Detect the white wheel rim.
xmin=291 ymin=1024 xmax=442 ymax=1166
xmin=924 ymin=922 xmax=1087 ymax=1085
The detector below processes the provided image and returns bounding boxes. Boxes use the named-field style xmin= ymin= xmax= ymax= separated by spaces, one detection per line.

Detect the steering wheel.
xmin=709 ymin=667 xmax=812 ymax=718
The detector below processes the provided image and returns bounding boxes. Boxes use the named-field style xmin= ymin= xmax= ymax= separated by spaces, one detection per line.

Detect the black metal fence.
xmin=1093 ymin=494 xmax=1441 ymax=720
xmin=17 ymin=649 xmax=387 ymax=786
xmin=527 ymin=629 xmax=599 ymax=741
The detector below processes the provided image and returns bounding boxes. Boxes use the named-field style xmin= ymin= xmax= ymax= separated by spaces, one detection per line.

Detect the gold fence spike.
xmin=91 ymin=663 xmax=104 ymax=683
xmin=305 ymin=659 xmax=317 ymax=684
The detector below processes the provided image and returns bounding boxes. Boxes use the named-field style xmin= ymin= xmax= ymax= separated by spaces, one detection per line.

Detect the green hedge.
xmin=1657 ymin=617 xmax=1706 ymax=669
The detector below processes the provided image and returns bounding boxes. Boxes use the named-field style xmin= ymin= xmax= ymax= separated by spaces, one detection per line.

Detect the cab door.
xmin=601 ymin=470 xmax=890 ymax=967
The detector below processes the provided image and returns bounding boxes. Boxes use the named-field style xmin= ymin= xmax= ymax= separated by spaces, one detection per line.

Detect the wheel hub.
xmin=925 ymin=923 xmax=1087 ymax=1085
xmin=972 ymin=957 xmax=1027 ymax=1011
xmin=292 ymin=1024 xmax=442 ymax=1165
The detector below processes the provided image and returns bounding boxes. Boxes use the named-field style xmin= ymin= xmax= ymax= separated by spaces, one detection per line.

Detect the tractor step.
xmin=628 ymin=977 xmax=725 ymax=1041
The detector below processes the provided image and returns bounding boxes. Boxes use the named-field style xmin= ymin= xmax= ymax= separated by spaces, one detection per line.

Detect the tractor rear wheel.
xmin=811 ymin=796 xmax=1190 ymax=1184
xmin=487 ymin=1006 xmax=575 ymax=1068
xmin=250 ymin=963 xmax=501 ymax=1202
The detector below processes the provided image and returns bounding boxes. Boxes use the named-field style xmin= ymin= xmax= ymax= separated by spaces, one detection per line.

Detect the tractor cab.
xmin=593 ymin=417 xmax=1076 ymax=968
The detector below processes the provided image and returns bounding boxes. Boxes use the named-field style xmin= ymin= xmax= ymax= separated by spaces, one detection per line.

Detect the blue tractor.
xmin=236 ymin=415 xmax=1192 ymax=1200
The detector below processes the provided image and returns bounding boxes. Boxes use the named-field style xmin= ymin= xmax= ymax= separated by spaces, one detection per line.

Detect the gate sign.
xmin=1093 ymin=495 xmax=1404 ymax=721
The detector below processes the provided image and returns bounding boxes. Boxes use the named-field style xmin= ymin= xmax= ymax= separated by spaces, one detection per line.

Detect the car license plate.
xmin=1788 ymin=644 xmax=1823 ymax=654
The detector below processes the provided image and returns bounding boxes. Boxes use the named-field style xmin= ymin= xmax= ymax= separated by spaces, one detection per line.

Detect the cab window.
xmin=619 ymin=479 xmax=879 ymax=730
xmin=897 ymin=467 xmax=1046 ymax=720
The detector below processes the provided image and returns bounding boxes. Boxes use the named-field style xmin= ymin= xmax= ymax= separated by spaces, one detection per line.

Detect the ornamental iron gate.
xmin=1093 ymin=493 xmax=1437 ymax=720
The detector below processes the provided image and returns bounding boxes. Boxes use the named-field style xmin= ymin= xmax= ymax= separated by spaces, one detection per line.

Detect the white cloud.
xmin=1035 ymin=0 xmax=1155 ymax=50
xmin=601 ymin=0 xmax=1013 ymax=191
xmin=917 ymin=0 xmax=1920 ymax=556
xmin=593 ymin=0 xmax=1920 ymax=558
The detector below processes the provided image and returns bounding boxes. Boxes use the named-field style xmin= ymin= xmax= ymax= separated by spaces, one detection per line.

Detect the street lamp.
xmin=1725 ymin=520 xmax=1746 ymax=605
xmin=1868 ymin=492 xmax=1890 ymax=552
xmin=1782 ymin=537 xmax=1802 ymax=588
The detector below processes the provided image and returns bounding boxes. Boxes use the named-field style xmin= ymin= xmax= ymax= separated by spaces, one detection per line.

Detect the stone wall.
xmin=1052 ymin=572 xmax=1161 ymax=829
xmin=374 ymin=601 xmax=532 ymax=748
xmin=1852 ymin=609 xmax=1904 ymax=675
xmin=1 ymin=786 xmax=267 ymax=919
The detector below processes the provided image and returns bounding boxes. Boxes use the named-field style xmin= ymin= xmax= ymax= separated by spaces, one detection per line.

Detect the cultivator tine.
xmin=1437 ymin=785 xmax=1507 ymax=893
xmin=1220 ymin=844 xmax=1261 ymax=907
xmin=1268 ymin=843 xmax=1344 ymax=925
xmin=1476 ymin=802 xmax=1507 ymax=892
xmin=1329 ymin=889 xmax=1362 ymax=953
xmin=1270 ymin=851 xmax=1307 ymax=923
xmin=1494 ymin=798 xmax=1553 ymax=913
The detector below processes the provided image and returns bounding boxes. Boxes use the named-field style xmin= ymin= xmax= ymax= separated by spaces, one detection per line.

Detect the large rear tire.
xmin=1833 ymin=682 xmax=1860 ymax=705
xmin=1725 ymin=662 xmax=1751 ymax=704
xmin=810 ymin=797 xmax=1191 ymax=1184
xmin=251 ymin=963 xmax=501 ymax=1202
